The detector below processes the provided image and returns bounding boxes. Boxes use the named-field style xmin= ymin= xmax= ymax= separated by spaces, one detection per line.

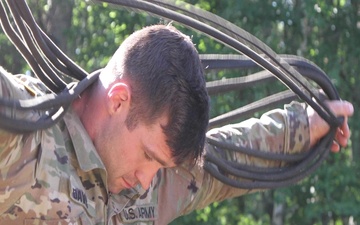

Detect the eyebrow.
xmin=144 ymin=145 xmax=173 ymax=168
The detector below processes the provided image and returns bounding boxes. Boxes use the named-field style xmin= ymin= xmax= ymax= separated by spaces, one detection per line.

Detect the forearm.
xmin=207 ymin=101 xmax=310 ymax=165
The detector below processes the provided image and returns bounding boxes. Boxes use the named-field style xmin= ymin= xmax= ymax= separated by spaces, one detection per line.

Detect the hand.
xmin=307 ymin=100 xmax=354 ymax=152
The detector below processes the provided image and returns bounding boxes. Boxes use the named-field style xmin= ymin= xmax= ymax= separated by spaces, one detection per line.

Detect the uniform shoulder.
xmin=0 ymin=67 xmax=48 ymax=97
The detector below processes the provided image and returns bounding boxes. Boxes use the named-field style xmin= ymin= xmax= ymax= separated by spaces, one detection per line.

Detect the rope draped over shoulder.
xmin=0 ymin=0 xmax=92 ymax=132
xmin=0 ymin=0 xmax=343 ymax=189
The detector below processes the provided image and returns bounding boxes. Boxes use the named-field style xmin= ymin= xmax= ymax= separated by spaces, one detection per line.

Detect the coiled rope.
xmin=0 ymin=0 xmax=342 ymax=189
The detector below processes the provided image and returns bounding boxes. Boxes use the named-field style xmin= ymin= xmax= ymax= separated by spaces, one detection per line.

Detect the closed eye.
xmin=142 ymin=143 xmax=173 ymax=167
xmin=144 ymin=151 xmax=154 ymax=161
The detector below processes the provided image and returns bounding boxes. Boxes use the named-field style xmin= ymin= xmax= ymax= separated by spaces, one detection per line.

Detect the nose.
xmin=135 ymin=164 xmax=161 ymax=190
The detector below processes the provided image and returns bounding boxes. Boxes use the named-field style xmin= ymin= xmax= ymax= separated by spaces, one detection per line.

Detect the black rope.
xmin=202 ymin=54 xmax=336 ymax=98
xmin=0 ymin=69 xmax=100 ymax=133
xmin=207 ymin=135 xmax=307 ymax=162
xmin=133 ymin=0 xmax=340 ymax=125
xmin=203 ymin=129 xmax=335 ymax=189
xmin=0 ymin=0 xmax=344 ymax=189
xmin=0 ymin=1 xmax=60 ymax=91
xmin=14 ymin=0 xmax=86 ymax=80
xmin=208 ymin=90 xmax=298 ymax=129
xmin=0 ymin=0 xmax=88 ymax=92
xmin=205 ymin=54 xmax=335 ymax=127
xmin=93 ymin=0 xmax=343 ymax=190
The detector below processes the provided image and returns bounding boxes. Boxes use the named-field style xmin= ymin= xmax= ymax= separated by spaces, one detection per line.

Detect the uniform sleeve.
xmin=0 ymin=67 xmax=28 ymax=153
xmin=0 ymin=68 xmax=40 ymax=214
xmin=0 ymin=67 xmax=39 ymax=120
xmin=181 ymin=101 xmax=310 ymax=214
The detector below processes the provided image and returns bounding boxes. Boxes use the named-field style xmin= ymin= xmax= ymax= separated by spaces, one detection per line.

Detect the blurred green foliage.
xmin=1 ymin=0 xmax=359 ymax=224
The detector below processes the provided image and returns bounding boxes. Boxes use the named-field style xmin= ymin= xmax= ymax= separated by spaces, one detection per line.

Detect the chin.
xmin=108 ymin=185 xmax=124 ymax=194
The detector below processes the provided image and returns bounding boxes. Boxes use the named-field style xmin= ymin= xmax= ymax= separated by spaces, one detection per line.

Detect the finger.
xmin=330 ymin=140 xmax=340 ymax=153
xmin=326 ymin=100 xmax=354 ymax=117
xmin=334 ymin=117 xmax=351 ymax=147
xmin=335 ymin=128 xmax=348 ymax=147
xmin=340 ymin=117 xmax=350 ymax=139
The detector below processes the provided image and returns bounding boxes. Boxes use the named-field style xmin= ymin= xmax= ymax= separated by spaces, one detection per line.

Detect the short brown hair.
xmin=106 ymin=24 xmax=209 ymax=165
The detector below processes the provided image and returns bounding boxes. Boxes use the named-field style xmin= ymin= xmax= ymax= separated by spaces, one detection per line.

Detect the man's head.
xmin=102 ymin=24 xmax=209 ymax=165
xmin=87 ymin=24 xmax=209 ymax=192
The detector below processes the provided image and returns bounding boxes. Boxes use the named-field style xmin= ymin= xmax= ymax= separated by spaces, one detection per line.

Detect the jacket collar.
xmin=63 ymin=108 xmax=106 ymax=172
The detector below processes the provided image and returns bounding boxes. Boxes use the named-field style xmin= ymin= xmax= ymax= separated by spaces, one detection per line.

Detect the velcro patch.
xmin=69 ymin=177 xmax=96 ymax=217
xmin=120 ymin=204 xmax=157 ymax=223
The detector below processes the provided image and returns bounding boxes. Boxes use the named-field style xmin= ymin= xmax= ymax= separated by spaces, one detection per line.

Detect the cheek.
xmin=99 ymin=122 xmax=146 ymax=174
xmin=118 ymin=145 xmax=154 ymax=177
xmin=112 ymin=149 xmax=149 ymax=180
xmin=95 ymin=125 xmax=115 ymax=153
xmin=101 ymin=118 xmax=128 ymax=153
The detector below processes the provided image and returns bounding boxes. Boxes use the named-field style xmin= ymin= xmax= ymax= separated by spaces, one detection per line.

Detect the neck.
xmin=71 ymin=81 xmax=106 ymax=141
xmin=71 ymin=82 xmax=98 ymax=131
xmin=72 ymin=92 xmax=88 ymax=119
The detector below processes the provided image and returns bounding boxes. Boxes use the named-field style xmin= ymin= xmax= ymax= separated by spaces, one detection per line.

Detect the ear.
xmin=106 ymin=82 xmax=131 ymax=115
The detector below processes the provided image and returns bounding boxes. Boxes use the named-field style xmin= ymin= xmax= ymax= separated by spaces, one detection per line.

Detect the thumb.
xmin=325 ymin=100 xmax=354 ymax=117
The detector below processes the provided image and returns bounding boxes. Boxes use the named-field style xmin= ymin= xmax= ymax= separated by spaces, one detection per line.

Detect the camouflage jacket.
xmin=0 ymin=68 xmax=309 ymax=225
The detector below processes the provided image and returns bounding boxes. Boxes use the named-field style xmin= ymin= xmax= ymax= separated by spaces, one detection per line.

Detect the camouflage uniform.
xmin=0 ymin=68 xmax=309 ymax=225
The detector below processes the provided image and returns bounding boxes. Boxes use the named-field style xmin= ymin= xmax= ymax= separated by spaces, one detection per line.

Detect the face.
xmin=94 ymin=114 xmax=176 ymax=194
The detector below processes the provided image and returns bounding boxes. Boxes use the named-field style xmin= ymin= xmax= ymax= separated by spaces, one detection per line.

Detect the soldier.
xmin=0 ymin=24 xmax=354 ymax=224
